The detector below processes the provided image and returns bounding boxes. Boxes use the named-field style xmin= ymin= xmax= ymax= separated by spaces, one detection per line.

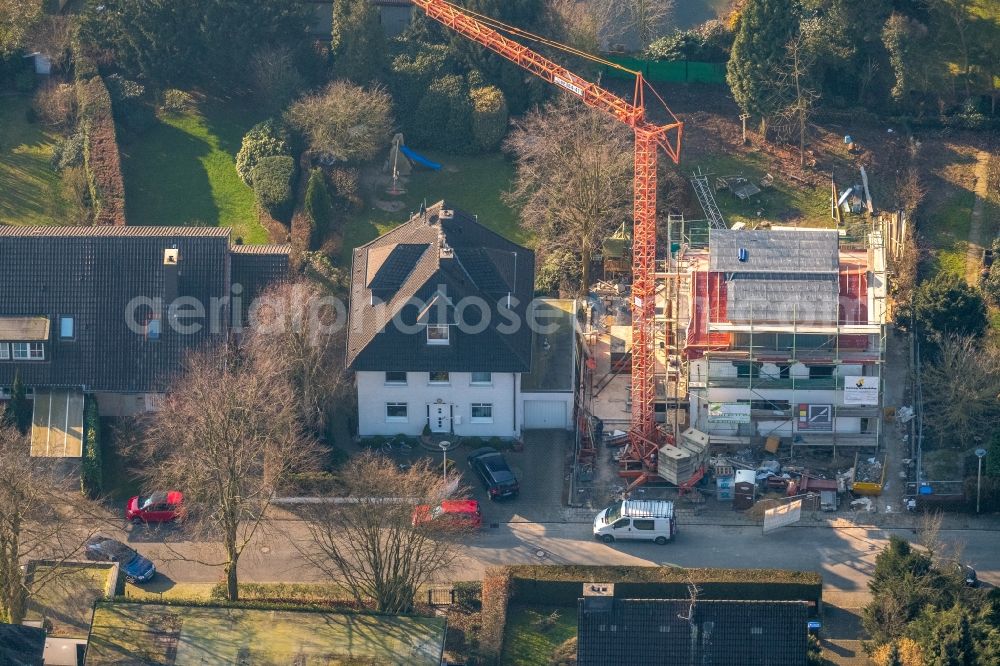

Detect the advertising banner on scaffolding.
xmin=844 ymin=376 xmax=879 ymax=405
xmin=763 ymin=499 xmax=803 ymax=533
xmin=707 ymin=402 xmax=751 ymax=424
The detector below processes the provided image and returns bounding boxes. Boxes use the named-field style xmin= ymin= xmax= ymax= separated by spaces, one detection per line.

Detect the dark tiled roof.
xmin=0 ymin=623 xmax=45 ymax=666
xmin=347 ymin=201 xmax=534 ymax=373
xmin=231 ymin=249 xmax=291 ymax=328
xmin=0 ymin=226 xmax=231 ymax=237
xmin=0 ymin=227 xmax=288 ymax=393
xmin=577 ymin=598 xmax=809 ymax=666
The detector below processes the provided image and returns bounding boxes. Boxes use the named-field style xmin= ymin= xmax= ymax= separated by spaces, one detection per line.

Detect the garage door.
xmin=523 ymin=400 xmax=566 ymax=429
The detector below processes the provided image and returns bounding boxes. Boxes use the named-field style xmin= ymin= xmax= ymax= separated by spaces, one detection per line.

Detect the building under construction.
xmin=583 ymin=216 xmax=888 ymax=486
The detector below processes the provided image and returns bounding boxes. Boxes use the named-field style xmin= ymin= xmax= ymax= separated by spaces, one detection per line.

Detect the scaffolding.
xmin=676 ymin=219 xmax=889 ymax=458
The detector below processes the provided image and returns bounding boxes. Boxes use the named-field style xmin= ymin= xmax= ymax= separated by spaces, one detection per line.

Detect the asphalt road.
xmin=129 ymin=517 xmax=999 ymax=607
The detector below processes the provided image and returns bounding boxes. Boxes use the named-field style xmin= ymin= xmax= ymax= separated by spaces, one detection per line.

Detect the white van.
xmin=593 ymin=499 xmax=676 ymax=545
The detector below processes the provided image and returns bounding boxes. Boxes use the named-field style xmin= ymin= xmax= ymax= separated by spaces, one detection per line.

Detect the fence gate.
xmin=427 ymin=586 xmax=455 ymax=606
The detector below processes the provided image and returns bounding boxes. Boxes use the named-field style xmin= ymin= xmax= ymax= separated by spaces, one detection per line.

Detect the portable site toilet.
xmin=733 ymin=469 xmax=757 ymax=510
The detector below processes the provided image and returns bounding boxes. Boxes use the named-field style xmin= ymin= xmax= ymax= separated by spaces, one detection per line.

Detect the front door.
xmin=429 ymin=403 xmax=451 ymax=433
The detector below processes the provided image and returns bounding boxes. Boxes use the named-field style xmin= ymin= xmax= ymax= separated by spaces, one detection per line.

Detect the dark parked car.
xmin=84 ymin=536 xmax=156 ymax=583
xmin=467 ymin=447 xmax=519 ymax=500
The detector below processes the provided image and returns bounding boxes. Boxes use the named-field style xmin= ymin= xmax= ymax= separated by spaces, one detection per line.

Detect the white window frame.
xmin=426 ymin=325 xmax=450 ymax=345
xmin=384 ymin=371 xmax=407 ymax=386
xmin=12 ymin=342 xmax=44 ymax=361
xmin=428 ymin=371 xmax=450 ymax=385
xmin=385 ymin=402 xmax=408 ymax=422
xmin=470 ymin=403 xmax=494 ymax=423
xmin=470 ymin=372 xmax=492 ymax=385
xmin=0 ymin=343 xmax=8 ymax=360
xmin=59 ymin=316 xmax=74 ymax=340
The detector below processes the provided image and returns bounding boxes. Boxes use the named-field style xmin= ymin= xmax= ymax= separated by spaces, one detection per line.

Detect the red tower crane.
xmin=412 ymin=0 xmax=683 ymax=489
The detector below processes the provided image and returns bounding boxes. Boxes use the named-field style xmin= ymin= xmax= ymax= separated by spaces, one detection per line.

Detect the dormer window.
xmin=12 ymin=342 xmax=44 ymax=360
xmin=426 ymin=324 xmax=449 ymax=345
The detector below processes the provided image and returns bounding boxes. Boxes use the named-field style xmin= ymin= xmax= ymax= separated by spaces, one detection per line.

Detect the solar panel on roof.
xmin=368 ymin=244 xmax=428 ymax=292
xmin=458 ymin=248 xmax=511 ymax=293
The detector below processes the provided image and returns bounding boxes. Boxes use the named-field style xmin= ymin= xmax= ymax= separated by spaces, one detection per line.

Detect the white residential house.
xmin=346 ymin=202 xmax=576 ymax=438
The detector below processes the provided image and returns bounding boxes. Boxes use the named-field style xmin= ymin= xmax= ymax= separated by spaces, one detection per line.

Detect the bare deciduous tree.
xmin=137 ymin=346 xmax=319 ymax=601
xmin=249 ymin=45 xmax=305 ymax=113
xmin=0 ymin=424 xmax=103 ymax=623
xmin=296 ymin=452 xmax=470 ymax=613
xmin=504 ymin=99 xmax=632 ymax=295
xmin=921 ymin=336 xmax=1000 ymax=448
xmin=771 ymin=33 xmax=820 ymax=167
xmin=285 ymin=81 xmax=393 ymax=164
xmin=593 ymin=0 xmax=674 ymax=51
xmin=244 ymin=279 xmax=349 ymax=434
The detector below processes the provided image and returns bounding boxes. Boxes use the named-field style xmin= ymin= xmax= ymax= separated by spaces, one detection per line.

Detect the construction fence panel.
xmin=601 ymin=57 xmax=728 ymax=85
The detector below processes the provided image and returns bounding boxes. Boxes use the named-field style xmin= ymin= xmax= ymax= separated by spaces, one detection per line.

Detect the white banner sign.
xmin=553 ymin=75 xmax=584 ymax=97
xmin=708 ymin=402 xmax=751 ymax=424
xmin=844 ymin=376 xmax=879 ymax=405
xmin=763 ymin=499 xmax=802 ymax=533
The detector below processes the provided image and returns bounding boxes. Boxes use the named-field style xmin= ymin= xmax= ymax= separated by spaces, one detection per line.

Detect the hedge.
xmin=81 ymin=398 xmax=102 ymax=498
xmin=503 ymin=565 xmax=823 ymax=608
xmin=479 ymin=567 xmax=512 ymax=660
xmin=76 ymin=75 xmax=127 ymax=226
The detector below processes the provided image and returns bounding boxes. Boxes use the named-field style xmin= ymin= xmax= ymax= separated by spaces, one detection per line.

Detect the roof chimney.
xmin=439 ymin=230 xmax=454 ymax=259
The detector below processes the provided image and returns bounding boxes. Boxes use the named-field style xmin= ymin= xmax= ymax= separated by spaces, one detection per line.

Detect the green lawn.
xmin=0 ymin=94 xmax=68 ymax=225
xmin=501 ymin=604 xmax=578 ymax=666
xmin=87 ymin=601 xmax=447 ymax=665
xmin=924 ymin=189 xmax=975 ymax=279
xmin=341 ymin=151 xmax=524 ymax=263
xmin=26 ymin=563 xmax=117 ymax=638
xmin=122 ymin=96 xmax=269 ymax=243
xmin=688 ymin=152 xmax=831 ymax=228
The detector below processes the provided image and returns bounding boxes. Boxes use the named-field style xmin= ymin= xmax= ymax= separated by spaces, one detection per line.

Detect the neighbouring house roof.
xmin=0 ymin=623 xmax=45 ymax=666
xmin=347 ymin=201 xmax=535 ymax=372
xmin=0 ymin=227 xmax=288 ymax=393
xmin=576 ymin=598 xmax=809 ymax=666
xmin=710 ymin=228 xmax=839 ymax=273
xmin=0 ymin=316 xmax=50 ymax=341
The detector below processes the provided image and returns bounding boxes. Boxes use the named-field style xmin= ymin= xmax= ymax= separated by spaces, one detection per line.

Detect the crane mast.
xmin=412 ymin=0 xmax=683 ymax=487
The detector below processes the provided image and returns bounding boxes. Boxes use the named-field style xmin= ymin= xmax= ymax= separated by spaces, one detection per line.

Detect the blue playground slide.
xmin=400 ymin=144 xmax=442 ymax=170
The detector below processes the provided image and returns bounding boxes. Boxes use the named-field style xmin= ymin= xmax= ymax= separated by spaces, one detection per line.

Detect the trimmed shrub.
xmin=51 ymin=131 xmax=85 ymax=171
xmin=236 ymin=119 xmax=292 ymax=186
xmin=304 ymin=168 xmax=334 ymax=246
xmin=251 ymin=155 xmax=296 ymax=222
xmin=81 ymin=398 xmax=103 ymax=498
xmin=469 ymin=85 xmax=508 ymax=152
xmin=160 ymin=88 xmax=194 ymax=114
xmin=411 ymin=74 xmax=472 ymax=153
xmin=75 ymin=75 xmax=126 ymax=225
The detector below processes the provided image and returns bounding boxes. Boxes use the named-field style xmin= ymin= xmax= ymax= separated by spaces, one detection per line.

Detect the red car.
xmin=412 ymin=499 xmax=482 ymax=529
xmin=126 ymin=491 xmax=184 ymax=524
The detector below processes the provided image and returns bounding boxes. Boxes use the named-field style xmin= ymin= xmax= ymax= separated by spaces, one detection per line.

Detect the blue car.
xmin=84 ymin=536 xmax=156 ymax=583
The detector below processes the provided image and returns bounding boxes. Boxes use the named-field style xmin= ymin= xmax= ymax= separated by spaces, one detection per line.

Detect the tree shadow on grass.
xmin=122 ymin=119 xmax=219 ymax=227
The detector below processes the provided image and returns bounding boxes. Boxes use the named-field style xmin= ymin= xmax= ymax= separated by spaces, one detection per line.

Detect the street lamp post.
xmin=440 ymin=441 xmax=450 ymax=484
xmin=975 ymin=448 xmax=987 ymax=514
